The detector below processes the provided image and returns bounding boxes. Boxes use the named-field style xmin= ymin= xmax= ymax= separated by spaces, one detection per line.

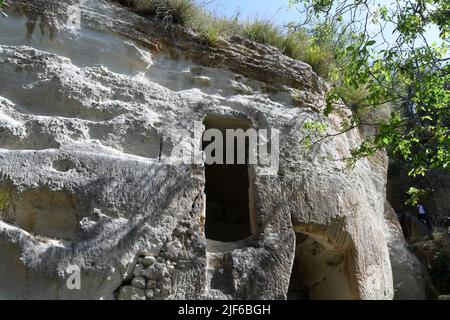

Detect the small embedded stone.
xmin=146 ymin=280 xmax=157 ymax=288
xmin=117 ymin=286 xmax=146 ymax=301
xmin=194 ymin=76 xmax=211 ymax=87
xmin=145 ymin=289 xmax=154 ymax=299
xmin=164 ymin=239 xmax=182 ymax=260
xmin=142 ymin=264 xmax=166 ymax=280
xmin=142 ymin=256 xmax=156 ymax=267
xmin=133 ymin=263 xmax=144 ymax=277
xmin=131 ymin=276 xmax=146 ymax=289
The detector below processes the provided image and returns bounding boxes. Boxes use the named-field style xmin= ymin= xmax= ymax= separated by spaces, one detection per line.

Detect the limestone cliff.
xmin=0 ymin=0 xmax=405 ymax=300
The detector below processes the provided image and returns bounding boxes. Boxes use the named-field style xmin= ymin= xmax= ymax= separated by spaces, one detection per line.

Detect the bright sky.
xmin=197 ymin=0 xmax=298 ymax=26
xmin=196 ymin=0 xmax=444 ymax=47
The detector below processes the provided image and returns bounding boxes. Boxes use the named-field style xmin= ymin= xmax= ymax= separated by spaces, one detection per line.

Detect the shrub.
xmin=241 ymin=20 xmax=284 ymax=48
xmin=280 ymin=33 xmax=302 ymax=60
xmin=334 ymin=84 xmax=368 ymax=109
xmin=192 ymin=12 xmax=240 ymax=46
xmin=302 ymin=44 xmax=335 ymax=78
xmin=131 ymin=0 xmax=198 ymax=27
xmin=0 ymin=181 xmax=12 ymax=222
xmin=0 ymin=183 xmax=9 ymax=211
xmin=113 ymin=0 xmax=348 ymax=80
xmin=428 ymin=250 xmax=450 ymax=294
xmin=268 ymin=28 xmax=344 ymax=80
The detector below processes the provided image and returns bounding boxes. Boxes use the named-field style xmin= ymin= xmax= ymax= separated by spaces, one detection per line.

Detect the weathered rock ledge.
xmin=0 ymin=0 xmax=424 ymax=300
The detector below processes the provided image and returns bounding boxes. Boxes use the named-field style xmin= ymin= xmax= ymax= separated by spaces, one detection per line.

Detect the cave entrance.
xmin=202 ymin=117 xmax=256 ymax=243
xmin=287 ymin=232 xmax=357 ymax=300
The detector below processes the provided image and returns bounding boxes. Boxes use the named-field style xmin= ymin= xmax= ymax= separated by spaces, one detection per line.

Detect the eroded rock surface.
xmin=0 ymin=0 xmax=396 ymax=299
xmin=383 ymin=202 xmax=437 ymax=299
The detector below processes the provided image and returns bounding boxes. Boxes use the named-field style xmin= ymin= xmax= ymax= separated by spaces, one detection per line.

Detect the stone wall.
xmin=0 ymin=0 xmax=395 ymax=299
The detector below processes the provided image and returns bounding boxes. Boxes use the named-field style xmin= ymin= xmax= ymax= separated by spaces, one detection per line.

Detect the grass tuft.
xmin=192 ymin=12 xmax=240 ymax=46
xmin=131 ymin=0 xmax=198 ymax=27
xmin=0 ymin=180 xmax=12 ymax=222
xmin=0 ymin=183 xmax=9 ymax=211
xmin=113 ymin=0 xmax=348 ymax=81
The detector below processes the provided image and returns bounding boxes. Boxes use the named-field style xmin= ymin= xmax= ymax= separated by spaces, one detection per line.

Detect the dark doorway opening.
xmin=202 ymin=117 xmax=254 ymax=242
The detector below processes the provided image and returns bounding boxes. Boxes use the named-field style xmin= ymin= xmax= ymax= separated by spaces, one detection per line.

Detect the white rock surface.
xmin=118 ymin=286 xmax=146 ymax=301
xmin=0 ymin=0 xmax=398 ymax=300
xmin=131 ymin=276 xmax=146 ymax=290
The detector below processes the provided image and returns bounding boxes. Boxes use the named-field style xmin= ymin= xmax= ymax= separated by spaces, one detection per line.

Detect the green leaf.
xmin=289 ymin=0 xmax=450 ymax=201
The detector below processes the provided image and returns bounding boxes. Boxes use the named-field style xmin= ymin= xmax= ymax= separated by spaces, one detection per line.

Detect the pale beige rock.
xmin=0 ymin=0 xmax=397 ymax=300
xmin=141 ymin=256 xmax=156 ymax=268
xmin=131 ymin=276 xmax=146 ymax=290
xmin=118 ymin=286 xmax=146 ymax=301
xmin=384 ymin=202 xmax=437 ymax=299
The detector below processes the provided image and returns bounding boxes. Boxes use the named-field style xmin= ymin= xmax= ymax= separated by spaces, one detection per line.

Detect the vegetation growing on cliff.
xmin=130 ymin=0 xmax=198 ymax=27
xmin=113 ymin=0 xmax=342 ymax=79
xmin=115 ymin=0 xmax=449 ymax=206
xmin=0 ymin=185 xmax=8 ymax=211
xmin=0 ymin=182 xmax=11 ymax=221
xmin=290 ymin=0 xmax=449 ymax=205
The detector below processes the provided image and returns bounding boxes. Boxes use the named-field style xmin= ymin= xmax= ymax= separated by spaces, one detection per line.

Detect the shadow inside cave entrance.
xmin=202 ymin=116 xmax=257 ymax=243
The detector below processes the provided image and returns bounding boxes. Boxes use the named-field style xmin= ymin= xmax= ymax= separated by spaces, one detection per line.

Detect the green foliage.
xmin=406 ymin=187 xmax=429 ymax=206
xmin=129 ymin=0 xmax=198 ymax=27
xmin=115 ymin=1 xmax=447 ymax=193
xmin=196 ymin=23 xmax=221 ymax=46
xmin=428 ymin=250 xmax=450 ymax=294
xmin=114 ymin=0 xmax=348 ymax=78
xmin=280 ymin=32 xmax=302 ymax=59
xmin=304 ymin=120 xmax=328 ymax=133
xmin=281 ymin=29 xmax=341 ymax=79
xmin=432 ymin=228 xmax=446 ymax=243
xmin=334 ymin=84 xmax=368 ymax=110
xmin=302 ymin=43 xmax=335 ymax=77
xmin=302 ymin=120 xmax=328 ymax=149
xmin=192 ymin=12 xmax=240 ymax=46
xmin=240 ymin=22 xmax=345 ymax=79
xmin=241 ymin=20 xmax=284 ymax=48
xmin=0 ymin=183 xmax=10 ymax=212
xmin=291 ymin=0 xmax=450 ymax=204
xmin=425 ymin=229 xmax=450 ymax=294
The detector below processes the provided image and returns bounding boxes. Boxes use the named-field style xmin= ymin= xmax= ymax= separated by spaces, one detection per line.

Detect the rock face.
xmin=0 ymin=0 xmax=396 ymax=299
xmin=383 ymin=202 xmax=437 ymax=299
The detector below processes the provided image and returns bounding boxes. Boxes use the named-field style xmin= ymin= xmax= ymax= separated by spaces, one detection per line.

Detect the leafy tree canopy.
xmin=290 ymin=0 xmax=449 ymax=204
